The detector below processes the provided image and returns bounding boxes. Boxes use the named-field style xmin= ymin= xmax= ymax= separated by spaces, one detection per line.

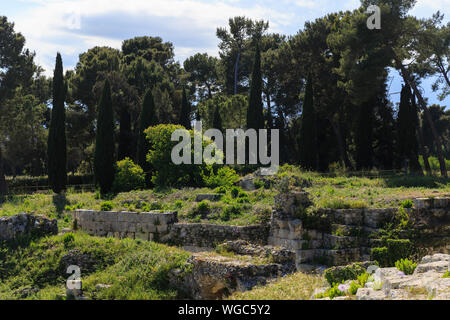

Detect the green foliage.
xmin=395 ymin=258 xmax=417 ymax=275
xmin=247 ymin=45 xmax=264 ymax=131
xmin=100 ymin=201 xmax=113 ymax=211
xmin=145 ymin=124 xmax=216 ymax=188
xmin=443 ymin=271 xmax=450 ymax=279
xmin=94 ymin=80 xmax=115 ymax=194
xmin=112 ymin=158 xmax=145 ymax=193
xmin=314 ymin=282 xmax=347 ymax=300
xmin=203 ymin=167 xmax=239 ymax=188
xmin=322 ymin=198 xmax=368 ymax=209
xmin=298 ymin=74 xmax=317 ymax=170
xmin=324 ymin=263 xmax=366 ymax=286
xmin=0 ymin=233 xmax=191 ymax=300
xmin=348 ymin=281 xmax=361 ymax=295
xmin=48 ymin=53 xmax=67 ymax=194
xmin=370 ymin=247 xmax=390 ymax=267
xmin=221 ymin=203 xmax=243 ymax=222
xmin=357 ymin=273 xmax=370 ymax=288
xmin=400 ymin=199 xmax=414 ymax=209
xmin=371 ymin=239 xmax=413 ymax=267
xmin=179 ymin=87 xmax=191 ymax=129
xmin=137 ymin=88 xmax=158 ymax=177
xmin=230 ymin=186 xmax=241 ymax=199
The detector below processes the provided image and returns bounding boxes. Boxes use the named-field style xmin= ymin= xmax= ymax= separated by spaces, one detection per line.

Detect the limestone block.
xmin=195 ymin=194 xmax=222 ymax=202
xmin=356 ymin=288 xmax=386 ymax=300
xmin=135 ymin=232 xmax=149 ymax=241
xmin=414 ymin=198 xmax=433 ymax=209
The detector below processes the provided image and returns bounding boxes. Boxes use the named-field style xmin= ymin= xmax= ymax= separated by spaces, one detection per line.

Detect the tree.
xmin=397 ymin=84 xmax=422 ymax=173
xmin=0 ymin=16 xmax=37 ymax=195
xmin=184 ymin=53 xmax=220 ymax=100
xmin=47 ymin=53 xmax=67 ymax=193
xmin=217 ymin=17 xmax=269 ymax=94
xmin=137 ymin=88 xmax=158 ymax=171
xmin=94 ymin=80 xmax=115 ymax=194
xmin=213 ymin=105 xmax=223 ymax=132
xmin=298 ymin=75 xmax=318 ymax=170
xmin=246 ymin=45 xmax=264 ymax=131
xmin=179 ymin=87 xmax=191 ymax=129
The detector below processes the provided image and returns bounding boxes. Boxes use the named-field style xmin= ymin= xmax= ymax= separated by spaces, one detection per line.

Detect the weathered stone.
xmin=356 ymin=288 xmax=386 ymax=300
xmin=0 ymin=213 xmax=57 ymax=241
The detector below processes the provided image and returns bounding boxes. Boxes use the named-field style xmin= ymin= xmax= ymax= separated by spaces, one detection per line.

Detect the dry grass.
xmin=228 ymin=272 xmax=326 ymax=300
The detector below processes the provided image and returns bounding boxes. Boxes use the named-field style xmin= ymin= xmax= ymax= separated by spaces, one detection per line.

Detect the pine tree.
xmin=397 ymin=84 xmax=422 ymax=173
xmin=298 ymin=74 xmax=318 ymax=170
xmin=137 ymin=89 xmax=158 ymax=175
xmin=94 ymin=79 xmax=115 ymax=194
xmin=246 ymin=45 xmax=264 ymax=131
xmin=48 ymin=53 xmax=67 ymax=193
xmin=179 ymin=87 xmax=191 ymax=129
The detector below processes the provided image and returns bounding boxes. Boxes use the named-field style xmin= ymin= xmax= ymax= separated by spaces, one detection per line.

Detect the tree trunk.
xmin=393 ymin=52 xmax=448 ymax=178
xmin=413 ymin=95 xmax=432 ymax=175
xmin=0 ymin=146 xmax=8 ymax=197
xmin=234 ymin=51 xmax=241 ymax=95
xmin=329 ymin=118 xmax=352 ymax=170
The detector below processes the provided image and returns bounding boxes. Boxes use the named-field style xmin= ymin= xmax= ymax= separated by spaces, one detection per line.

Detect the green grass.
xmin=0 ymin=232 xmax=191 ymax=300
xmin=228 ymin=272 xmax=326 ymax=300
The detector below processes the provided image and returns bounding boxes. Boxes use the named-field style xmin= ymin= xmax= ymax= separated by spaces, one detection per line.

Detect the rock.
xmin=356 ymin=288 xmax=386 ymax=300
xmin=0 ymin=213 xmax=58 ymax=241
xmin=238 ymin=176 xmax=256 ymax=191
xmin=66 ymin=280 xmax=83 ymax=300
xmin=60 ymin=249 xmax=96 ymax=274
xmin=59 ymin=228 xmax=73 ymax=235
xmin=95 ymin=284 xmax=112 ymax=290
xmin=195 ymin=194 xmax=222 ymax=202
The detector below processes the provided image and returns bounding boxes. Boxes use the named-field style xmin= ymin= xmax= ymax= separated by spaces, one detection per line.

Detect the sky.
xmin=2 ymin=0 xmax=449 ymax=107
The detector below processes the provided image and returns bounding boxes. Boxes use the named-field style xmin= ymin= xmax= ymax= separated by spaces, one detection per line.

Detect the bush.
xmin=371 ymin=247 xmax=390 ymax=267
xmin=63 ymin=233 xmax=75 ymax=249
xmin=230 ymin=186 xmax=241 ymax=199
xmin=443 ymin=271 xmax=450 ymax=278
xmin=371 ymin=239 xmax=413 ymax=267
xmin=400 ymin=199 xmax=413 ymax=209
xmin=203 ymin=166 xmax=239 ymax=188
xmin=145 ymin=124 xmax=218 ymax=188
xmin=395 ymin=259 xmax=417 ymax=275
xmin=221 ymin=204 xmax=243 ymax=221
xmin=348 ymin=281 xmax=361 ymax=295
xmin=323 ymin=263 xmax=367 ymax=286
xmin=100 ymin=201 xmax=113 ymax=211
xmin=112 ymin=158 xmax=146 ymax=193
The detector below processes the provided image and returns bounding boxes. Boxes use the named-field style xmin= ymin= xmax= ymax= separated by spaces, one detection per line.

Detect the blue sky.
xmin=3 ymin=0 xmax=449 ymax=107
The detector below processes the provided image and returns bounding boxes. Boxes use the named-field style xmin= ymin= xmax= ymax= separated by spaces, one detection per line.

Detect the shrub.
xmin=371 ymin=239 xmax=412 ymax=267
xmin=100 ymin=201 xmax=113 ymax=211
xmin=348 ymin=281 xmax=361 ymax=295
xmin=357 ymin=273 xmax=370 ymax=287
xmin=203 ymin=166 xmax=239 ymax=188
xmin=63 ymin=233 xmax=75 ymax=249
xmin=314 ymin=282 xmax=348 ymax=300
xmin=112 ymin=158 xmax=146 ymax=193
xmin=324 ymin=263 xmax=366 ymax=286
xmin=371 ymin=247 xmax=390 ymax=267
xmin=215 ymin=186 xmax=227 ymax=194
xmin=230 ymin=186 xmax=241 ymax=199
xmin=443 ymin=271 xmax=450 ymax=278
xmin=197 ymin=201 xmax=210 ymax=215
xmin=253 ymin=178 xmax=264 ymax=189
xmin=145 ymin=124 xmax=218 ymax=188
xmin=221 ymin=204 xmax=242 ymax=221
xmin=395 ymin=258 xmax=417 ymax=275
xmin=400 ymin=199 xmax=413 ymax=209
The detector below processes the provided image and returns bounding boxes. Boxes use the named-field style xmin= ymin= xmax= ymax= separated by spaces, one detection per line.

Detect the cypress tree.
xmin=137 ymin=89 xmax=158 ymax=173
xmin=397 ymin=84 xmax=422 ymax=173
xmin=213 ymin=105 xmax=223 ymax=132
xmin=298 ymin=74 xmax=318 ymax=170
xmin=94 ymin=79 xmax=115 ymax=194
xmin=246 ymin=45 xmax=264 ymax=131
xmin=179 ymin=87 xmax=191 ymax=129
xmin=48 ymin=53 xmax=67 ymax=193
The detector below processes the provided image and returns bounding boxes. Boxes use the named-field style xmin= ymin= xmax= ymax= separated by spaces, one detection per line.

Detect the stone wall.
xmin=71 ymin=210 xmax=268 ymax=248
xmin=269 ymin=195 xmax=450 ymax=268
xmin=0 ymin=213 xmax=58 ymax=241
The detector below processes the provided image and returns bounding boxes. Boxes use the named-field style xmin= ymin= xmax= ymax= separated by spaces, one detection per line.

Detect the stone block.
xmin=195 ymin=194 xmax=222 ymax=202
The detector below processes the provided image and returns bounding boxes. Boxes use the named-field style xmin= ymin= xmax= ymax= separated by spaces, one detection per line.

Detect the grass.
xmin=228 ymin=272 xmax=326 ymax=300
xmin=276 ymin=165 xmax=450 ymax=209
xmin=0 ymin=232 xmax=191 ymax=300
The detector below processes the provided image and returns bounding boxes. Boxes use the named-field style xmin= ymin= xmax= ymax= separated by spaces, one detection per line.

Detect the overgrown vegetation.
xmin=0 ymin=233 xmax=191 ymax=300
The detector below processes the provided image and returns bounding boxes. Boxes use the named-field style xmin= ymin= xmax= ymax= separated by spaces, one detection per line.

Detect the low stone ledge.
xmin=0 ymin=213 xmax=58 ymax=241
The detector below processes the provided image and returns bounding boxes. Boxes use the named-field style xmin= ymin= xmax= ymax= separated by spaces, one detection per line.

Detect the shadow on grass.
xmin=53 ymin=193 xmax=69 ymax=216
xmin=384 ymin=174 xmax=449 ymax=188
